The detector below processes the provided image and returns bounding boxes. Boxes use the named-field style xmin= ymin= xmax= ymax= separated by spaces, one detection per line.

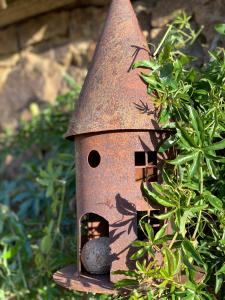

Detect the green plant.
xmin=114 ymin=14 xmax=225 ymax=299
xmin=0 ymin=77 xmax=78 ymax=299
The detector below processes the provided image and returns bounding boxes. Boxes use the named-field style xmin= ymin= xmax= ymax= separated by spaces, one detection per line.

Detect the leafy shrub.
xmin=0 ymin=78 xmax=108 ymax=299
xmin=115 ymin=15 xmax=225 ymax=299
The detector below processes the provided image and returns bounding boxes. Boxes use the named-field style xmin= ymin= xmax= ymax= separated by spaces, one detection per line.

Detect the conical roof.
xmin=65 ymin=0 xmax=159 ymax=138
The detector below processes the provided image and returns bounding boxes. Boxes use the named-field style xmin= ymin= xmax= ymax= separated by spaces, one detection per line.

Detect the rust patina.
xmin=65 ymin=0 xmax=159 ymax=139
xmin=54 ymin=0 xmax=170 ymax=294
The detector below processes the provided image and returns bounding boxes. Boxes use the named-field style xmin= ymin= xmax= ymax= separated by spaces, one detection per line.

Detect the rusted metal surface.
xmin=75 ymin=131 xmax=169 ymax=282
xmin=53 ymin=265 xmax=116 ymax=294
xmin=65 ymin=0 xmax=159 ymax=139
xmin=54 ymin=0 xmax=173 ymax=294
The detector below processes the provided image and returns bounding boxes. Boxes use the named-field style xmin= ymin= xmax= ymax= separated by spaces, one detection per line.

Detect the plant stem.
xmin=17 ymin=253 xmax=28 ymax=290
xmin=169 ymin=232 xmax=178 ymax=249
xmin=199 ymin=166 xmax=203 ymax=194
xmin=154 ymin=25 xmax=173 ymax=57
xmin=192 ymin=210 xmax=202 ymax=240
xmin=190 ymin=25 xmax=204 ymax=46
xmin=193 ymin=166 xmax=204 ymax=239
xmin=56 ymin=182 xmax=66 ymax=233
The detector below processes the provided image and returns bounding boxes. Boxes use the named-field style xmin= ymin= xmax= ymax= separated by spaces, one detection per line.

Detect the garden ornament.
xmin=53 ymin=0 xmax=170 ymax=294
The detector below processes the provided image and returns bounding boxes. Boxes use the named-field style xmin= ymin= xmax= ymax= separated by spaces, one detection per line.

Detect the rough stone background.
xmin=0 ymin=0 xmax=224 ymax=130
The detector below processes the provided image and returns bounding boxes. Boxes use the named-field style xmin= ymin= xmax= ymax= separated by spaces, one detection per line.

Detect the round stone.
xmin=81 ymin=237 xmax=110 ymax=275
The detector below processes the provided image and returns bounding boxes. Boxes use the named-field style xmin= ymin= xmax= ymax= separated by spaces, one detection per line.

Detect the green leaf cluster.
xmin=115 ymin=14 xmax=225 ymax=300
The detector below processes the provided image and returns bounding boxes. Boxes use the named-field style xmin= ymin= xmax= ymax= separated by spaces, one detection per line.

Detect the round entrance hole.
xmin=88 ymin=150 xmax=101 ymax=168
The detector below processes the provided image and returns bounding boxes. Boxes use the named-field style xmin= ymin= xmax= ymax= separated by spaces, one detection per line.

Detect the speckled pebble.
xmin=81 ymin=237 xmax=110 ymax=275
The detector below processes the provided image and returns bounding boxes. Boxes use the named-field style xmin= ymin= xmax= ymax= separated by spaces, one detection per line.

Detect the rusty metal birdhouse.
xmin=53 ymin=0 xmax=170 ymax=294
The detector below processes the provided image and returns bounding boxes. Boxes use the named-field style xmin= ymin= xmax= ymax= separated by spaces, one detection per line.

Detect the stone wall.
xmin=0 ymin=0 xmax=224 ymax=130
xmin=0 ymin=3 xmax=109 ymax=129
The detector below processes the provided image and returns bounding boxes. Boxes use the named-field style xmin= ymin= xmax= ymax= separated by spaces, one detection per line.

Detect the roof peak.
xmin=66 ymin=0 xmax=159 ymax=138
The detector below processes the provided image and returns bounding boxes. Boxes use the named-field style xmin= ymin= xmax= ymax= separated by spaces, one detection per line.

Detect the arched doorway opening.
xmin=80 ymin=213 xmax=110 ymax=276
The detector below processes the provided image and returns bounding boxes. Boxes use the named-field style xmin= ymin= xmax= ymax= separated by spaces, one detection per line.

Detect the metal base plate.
xmin=53 ymin=265 xmax=116 ymax=295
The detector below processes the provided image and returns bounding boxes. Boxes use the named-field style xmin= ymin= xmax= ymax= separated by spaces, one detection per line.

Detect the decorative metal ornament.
xmin=53 ymin=0 xmax=171 ymax=294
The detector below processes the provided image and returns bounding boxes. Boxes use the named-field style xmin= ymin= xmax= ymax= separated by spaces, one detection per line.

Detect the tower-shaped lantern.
xmin=54 ymin=0 xmax=170 ymax=295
